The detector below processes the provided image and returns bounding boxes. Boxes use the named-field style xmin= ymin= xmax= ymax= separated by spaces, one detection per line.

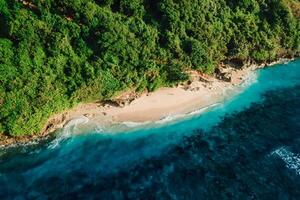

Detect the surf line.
xmin=272 ymin=147 xmax=300 ymax=175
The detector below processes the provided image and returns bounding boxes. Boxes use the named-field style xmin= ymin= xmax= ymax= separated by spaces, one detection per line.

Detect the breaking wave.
xmin=119 ymin=102 xmax=222 ymax=130
xmin=241 ymin=70 xmax=258 ymax=88
xmin=272 ymin=147 xmax=300 ymax=175
xmin=48 ymin=116 xmax=89 ymax=149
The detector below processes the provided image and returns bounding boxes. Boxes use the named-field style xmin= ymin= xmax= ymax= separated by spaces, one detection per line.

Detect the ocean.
xmin=0 ymin=59 xmax=300 ymax=199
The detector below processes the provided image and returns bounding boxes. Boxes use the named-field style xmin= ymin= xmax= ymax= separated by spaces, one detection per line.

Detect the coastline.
xmin=0 ymin=58 xmax=294 ymax=148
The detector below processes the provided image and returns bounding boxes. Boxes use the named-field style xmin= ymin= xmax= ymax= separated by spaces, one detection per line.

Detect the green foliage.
xmin=0 ymin=0 xmax=299 ymax=136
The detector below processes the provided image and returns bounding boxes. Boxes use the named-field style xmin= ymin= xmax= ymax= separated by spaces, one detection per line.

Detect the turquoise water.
xmin=0 ymin=60 xmax=300 ymax=199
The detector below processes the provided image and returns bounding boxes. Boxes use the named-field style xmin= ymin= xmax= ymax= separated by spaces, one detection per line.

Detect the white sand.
xmin=42 ymin=67 xmax=255 ymax=136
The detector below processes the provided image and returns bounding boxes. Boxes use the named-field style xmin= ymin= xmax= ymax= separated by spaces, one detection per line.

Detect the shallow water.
xmin=0 ymin=60 xmax=300 ymax=199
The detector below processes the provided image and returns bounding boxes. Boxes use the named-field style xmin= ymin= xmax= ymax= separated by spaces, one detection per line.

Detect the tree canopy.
xmin=0 ymin=0 xmax=299 ymax=136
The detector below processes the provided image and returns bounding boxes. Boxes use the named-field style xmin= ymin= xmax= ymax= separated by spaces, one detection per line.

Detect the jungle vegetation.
xmin=0 ymin=0 xmax=299 ymax=136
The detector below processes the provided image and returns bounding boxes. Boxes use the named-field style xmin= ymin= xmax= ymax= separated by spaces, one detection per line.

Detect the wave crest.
xmin=120 ymin=103 xmax=221 ymax=129
xmin=48 ymin=116 xmax=89 ymax=149
xmin=272 ymin=147 xmax=300 ymax=175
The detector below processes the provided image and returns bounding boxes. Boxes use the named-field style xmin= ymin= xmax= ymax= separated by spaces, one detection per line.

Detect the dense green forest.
xmin=0 ymin=0 xmax=299 ymax=136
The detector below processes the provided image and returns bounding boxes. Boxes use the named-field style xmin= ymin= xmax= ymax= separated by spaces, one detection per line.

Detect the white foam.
xmin=119 ymin=103 xmax=221 ymax=130
xmin=241 ymin=71 xmax=258 ymax=88
xmin=94 ymin=124 xmax=104 ymax=133
xmin=160 ymin=103 xmax=222 ymax=124
xmin=156 ymin=114 xmax=183 ymax=124
xmin=272 ymin=147 xmax=300 ymax=175
xmin=121 ymin=121 xmax=152 ymax=127
xmin=64 ymin=116 xmax=89 ymax=129
xmin=119 ymin=114 xmax=182 ymax=128
xmin=48 ymin=116 xmax=89 ymax=149
xmin=188 ymin=103 xmax=221 ymax=115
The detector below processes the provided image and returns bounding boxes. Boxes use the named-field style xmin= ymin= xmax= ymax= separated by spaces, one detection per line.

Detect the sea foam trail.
xmin=156 ymin=103 xmax=222 ymax=124
xmin=121 ymin=121 xmax=151 ymax=128
xmin=48 ymin=116 xmax=89 ymax=149
xmin=272 ymin=147 xmax=300 ymax=175
xmin=121 ymin=103 xmax=222 ymax=129
xmin=241 ymin=71 xmax=258 ymax=87
xmin=187 ymin=103 xmax=221 ymax=116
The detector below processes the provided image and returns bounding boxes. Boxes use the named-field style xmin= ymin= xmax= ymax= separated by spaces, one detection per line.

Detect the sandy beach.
xmin=43 ymin=64 xmax=257 ymax=135
xmin=0 ymin=58 xmax=293 ymax=147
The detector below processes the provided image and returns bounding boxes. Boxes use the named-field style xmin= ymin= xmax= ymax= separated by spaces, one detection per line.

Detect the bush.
xmin=0 ymin=0 xmax=299 ymax=136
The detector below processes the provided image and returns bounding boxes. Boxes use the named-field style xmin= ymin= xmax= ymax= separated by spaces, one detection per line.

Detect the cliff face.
xmin=0 ymin=0 xmax=299 ymax=136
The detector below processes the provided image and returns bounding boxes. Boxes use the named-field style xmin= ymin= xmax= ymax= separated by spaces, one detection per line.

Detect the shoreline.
xmin=0 ymin=58 xmax=294 ymax=148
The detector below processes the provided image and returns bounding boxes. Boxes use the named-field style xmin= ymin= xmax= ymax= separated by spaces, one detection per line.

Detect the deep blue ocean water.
xmin=0 ymin=60 xmax=300 ymax=199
